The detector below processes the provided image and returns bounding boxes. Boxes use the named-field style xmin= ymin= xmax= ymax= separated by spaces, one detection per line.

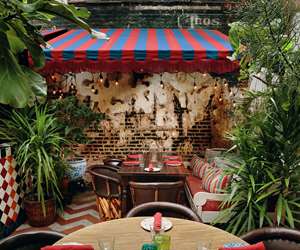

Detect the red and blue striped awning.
xmin=41 ymin=28 xmax=238 ymax=74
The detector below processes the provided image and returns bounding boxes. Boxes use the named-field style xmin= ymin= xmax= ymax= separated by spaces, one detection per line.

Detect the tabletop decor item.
xmin=140 ymin=217 xmax=172 ymax=231
xmin=162 ymin=155 xmax=180 ymax=160
xmin=218 ymin=241 xmax=265 ymax=250
xmin=197 ymin=241 xmax=212 ymax=250
xmin=123 ymin=161 xmax=140 ymax=165
xmin=164 ymin=160 xmax=182 ymax=166
xmin=98 ymin=239 xmax=115 ymax=250
xmin=222 ymin=243 xmax=248 ymax=248
xmin=128 ymin=154 xmax=144 ymax=159
xmin=153 ymin=234 xmax=171 ymax=250
xmin=144 ymin=167 xmax=160 ymax=172
xmin=141 ymin=243 xmax=158 ymax=250
xmin=41 ymin=244 xmax=94 ymax=250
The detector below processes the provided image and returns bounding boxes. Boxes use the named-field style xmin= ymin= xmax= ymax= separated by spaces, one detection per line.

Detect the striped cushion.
xmin=202 ymin=168 xmax=231 ymax=193
xmin=191 ymin=155 xmax=209 ymax=178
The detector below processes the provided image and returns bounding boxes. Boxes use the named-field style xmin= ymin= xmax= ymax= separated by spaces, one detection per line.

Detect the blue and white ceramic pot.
xmin=66 ymin=157 xmax=87 ymax=181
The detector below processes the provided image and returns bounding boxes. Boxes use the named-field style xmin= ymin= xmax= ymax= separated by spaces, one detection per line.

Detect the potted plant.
xmin=0 ymin=105 xmax=67 ymax=226
xmin=51 ymin=96 xmax=105 ymax=181
xmin=214 ymin=0 xmax=300 ymax=235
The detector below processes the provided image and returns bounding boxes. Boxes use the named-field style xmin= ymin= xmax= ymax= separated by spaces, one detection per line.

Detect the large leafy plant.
xmin=51 ymin=96 xmax=105 ymax=144
xmin=0 ymin=0 xmax=95 ymax=108
xmin=0 ymin=105 xmax=68 ymax=213
xmin=214 ymin=0 xmax=300 ymax=235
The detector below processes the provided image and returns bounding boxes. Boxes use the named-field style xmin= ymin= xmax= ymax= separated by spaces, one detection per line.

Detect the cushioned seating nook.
xmin=185 ymin=154 xmax=231 ymax=223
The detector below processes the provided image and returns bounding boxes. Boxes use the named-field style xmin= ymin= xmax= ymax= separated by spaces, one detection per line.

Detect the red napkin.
xmin=164 ymin=160 xmax=182 ymax=165
xmin=153 ymin=212 xmax=162 ymax=231
xmin=219 ymin=242 xmax=266 ymax=250
xmin=41 ymin=245 xmax=94 ymax=250
xmin=162 ymin=155 xmax=180 ymax=160
xmin=148 ymin=163 xmax=154 ymax=171
xmin=123 ymin=161 xmax=140 ymax=165
xmin=128 ymin=154 xmax=143 ymax=159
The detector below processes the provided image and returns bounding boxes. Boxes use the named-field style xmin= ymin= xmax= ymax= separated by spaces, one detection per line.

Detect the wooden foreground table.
xmin=55 ymin=217 xmax=246 ymax=250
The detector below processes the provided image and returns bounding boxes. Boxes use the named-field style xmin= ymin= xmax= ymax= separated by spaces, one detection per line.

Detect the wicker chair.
xmin=126 ymin=201 xmax=201 ymax=222
xmin=88 ymin=165 xmax=122 ymax=220
xmin=0 ymin=231 xmax=64 ymax=250
xmin=241 ymin=227 xmax=300 ymax=250
xmin=129 ymin=181 xmax=184 ymax=207
xmin=103 ymin=158 xmax=123 ymax=170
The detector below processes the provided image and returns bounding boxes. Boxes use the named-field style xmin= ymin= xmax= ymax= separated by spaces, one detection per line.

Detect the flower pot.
xmin=66 ymin=157 xmax=87 ymax=181
xmin=23 ymin=197 xmax=57 ymax=227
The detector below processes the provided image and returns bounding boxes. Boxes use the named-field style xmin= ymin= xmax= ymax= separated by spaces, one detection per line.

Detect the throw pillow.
xmin=202 ymin=167 xmax=231 ymax=193
xmin=191 ymin=155 xmax=211 ymax=179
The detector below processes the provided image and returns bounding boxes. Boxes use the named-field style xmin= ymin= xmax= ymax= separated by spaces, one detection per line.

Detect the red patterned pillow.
xmin=202 ymin=168 xmax=231 ymax=193
xmin=191 ymin=155 xmax=209 ymax=178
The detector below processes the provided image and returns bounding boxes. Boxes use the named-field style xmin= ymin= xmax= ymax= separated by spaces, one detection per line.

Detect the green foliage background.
xmin=0 ymin=0 xmax=91 ymax=108
xmin=215 ymin=0 xmax=300 ymax=235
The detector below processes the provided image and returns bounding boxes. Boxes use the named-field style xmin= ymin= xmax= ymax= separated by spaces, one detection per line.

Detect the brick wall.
xmin=79 ymin=109 xmax=211 ymax=163
xmin=51 ymin=72 xmax=236 ymax=164
xmin=53 ymin=0 xmax=235 ymax=32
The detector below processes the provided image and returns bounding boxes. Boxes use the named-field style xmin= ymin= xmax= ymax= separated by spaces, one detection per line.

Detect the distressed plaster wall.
xmin=59 ymin=72 xmax=235 ymax=163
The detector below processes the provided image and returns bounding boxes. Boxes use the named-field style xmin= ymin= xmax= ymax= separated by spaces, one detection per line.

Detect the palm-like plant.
xmin=0 ymin=105 xmax=67 ymax=213
xmin=215 ymin=82 xmax=300 ymax=235
xmin=213 ymin=0 xmax=300 ymax=235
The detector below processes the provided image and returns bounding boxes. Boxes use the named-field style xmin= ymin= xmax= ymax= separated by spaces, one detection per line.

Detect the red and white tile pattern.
xmin=0 ymin=145 xmax=23 ymax=226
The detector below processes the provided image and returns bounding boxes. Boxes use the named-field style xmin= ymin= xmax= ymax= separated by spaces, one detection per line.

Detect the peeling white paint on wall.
xmin=61 ymin=71 xmax=234 ymax=159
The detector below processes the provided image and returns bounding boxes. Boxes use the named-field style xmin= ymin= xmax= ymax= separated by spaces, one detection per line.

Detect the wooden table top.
xmin=55 ymin=217 xmax=246 ymax=250
xmin=118 ymin=164 xmax=189 ymax=177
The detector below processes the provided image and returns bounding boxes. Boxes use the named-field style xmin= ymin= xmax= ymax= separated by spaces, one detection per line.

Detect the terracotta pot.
xmin=24 ymin=197 xmax=57 ymax=227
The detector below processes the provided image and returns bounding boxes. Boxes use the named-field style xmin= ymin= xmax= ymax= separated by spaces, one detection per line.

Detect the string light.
xmin=233 ymin=100 xmax=236 ymax=107
xmin=193 ymin=82 xmax=197 ymax=90
xmin=115 ymin=79 xmax=119 ymax=86
xmin=91 ymin=85 xmax=96 ymax=93
xmin=51 ymin=74 xmax=57 ymax=82
xmin=193 ymin=74 xmax=197 ymax=90
xmin=219 ymin=97 xmax=223 ymax=102
xmin=99 ymin=73 xmax=104 ymax=83
xmin=224 ymin=82 xmax=228 ymax=88
xmin=160 ymin=74 xmax=164 ymax=88
xmin=70 ymin=83 xmax=75 ymax=90
xmin=214 ymin=83 xmax=218 ymax=90
xmin=160 ymin=80 xmax=164 ymax=88
xmin=52 ymin=89 xmax=57 ymax=95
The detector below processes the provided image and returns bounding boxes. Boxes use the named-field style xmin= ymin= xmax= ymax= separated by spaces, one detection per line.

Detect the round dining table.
xmin=55 ymin=217 xmax=247 ymax=250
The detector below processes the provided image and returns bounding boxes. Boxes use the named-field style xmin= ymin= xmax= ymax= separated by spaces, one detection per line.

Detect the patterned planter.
xmin=66 ymin=157 xmax=87 ymax=181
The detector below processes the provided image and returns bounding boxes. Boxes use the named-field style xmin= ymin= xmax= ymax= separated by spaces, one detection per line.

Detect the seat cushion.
xmin=191 ymin=155 xmax=213 ymax=179
xmin=186 ymin=175 xmax=223 ymax=211
xmin=186 ymin=175 xmax=205 ymax=195
xmin=202 ymin=168 xmax=231 ymax=193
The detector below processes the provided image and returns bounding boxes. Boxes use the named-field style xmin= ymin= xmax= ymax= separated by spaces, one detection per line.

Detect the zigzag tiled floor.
xmin=15 ymin=191 xmax=101 ymax=235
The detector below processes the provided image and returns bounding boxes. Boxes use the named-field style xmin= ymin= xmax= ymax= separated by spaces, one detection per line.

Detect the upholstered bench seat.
xmin=184 ymin=155 xmax=230 ymax=223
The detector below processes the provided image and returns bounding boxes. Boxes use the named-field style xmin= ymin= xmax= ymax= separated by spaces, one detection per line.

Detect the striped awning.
xmin=41 ymin=29 xmax=238 ymax=74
